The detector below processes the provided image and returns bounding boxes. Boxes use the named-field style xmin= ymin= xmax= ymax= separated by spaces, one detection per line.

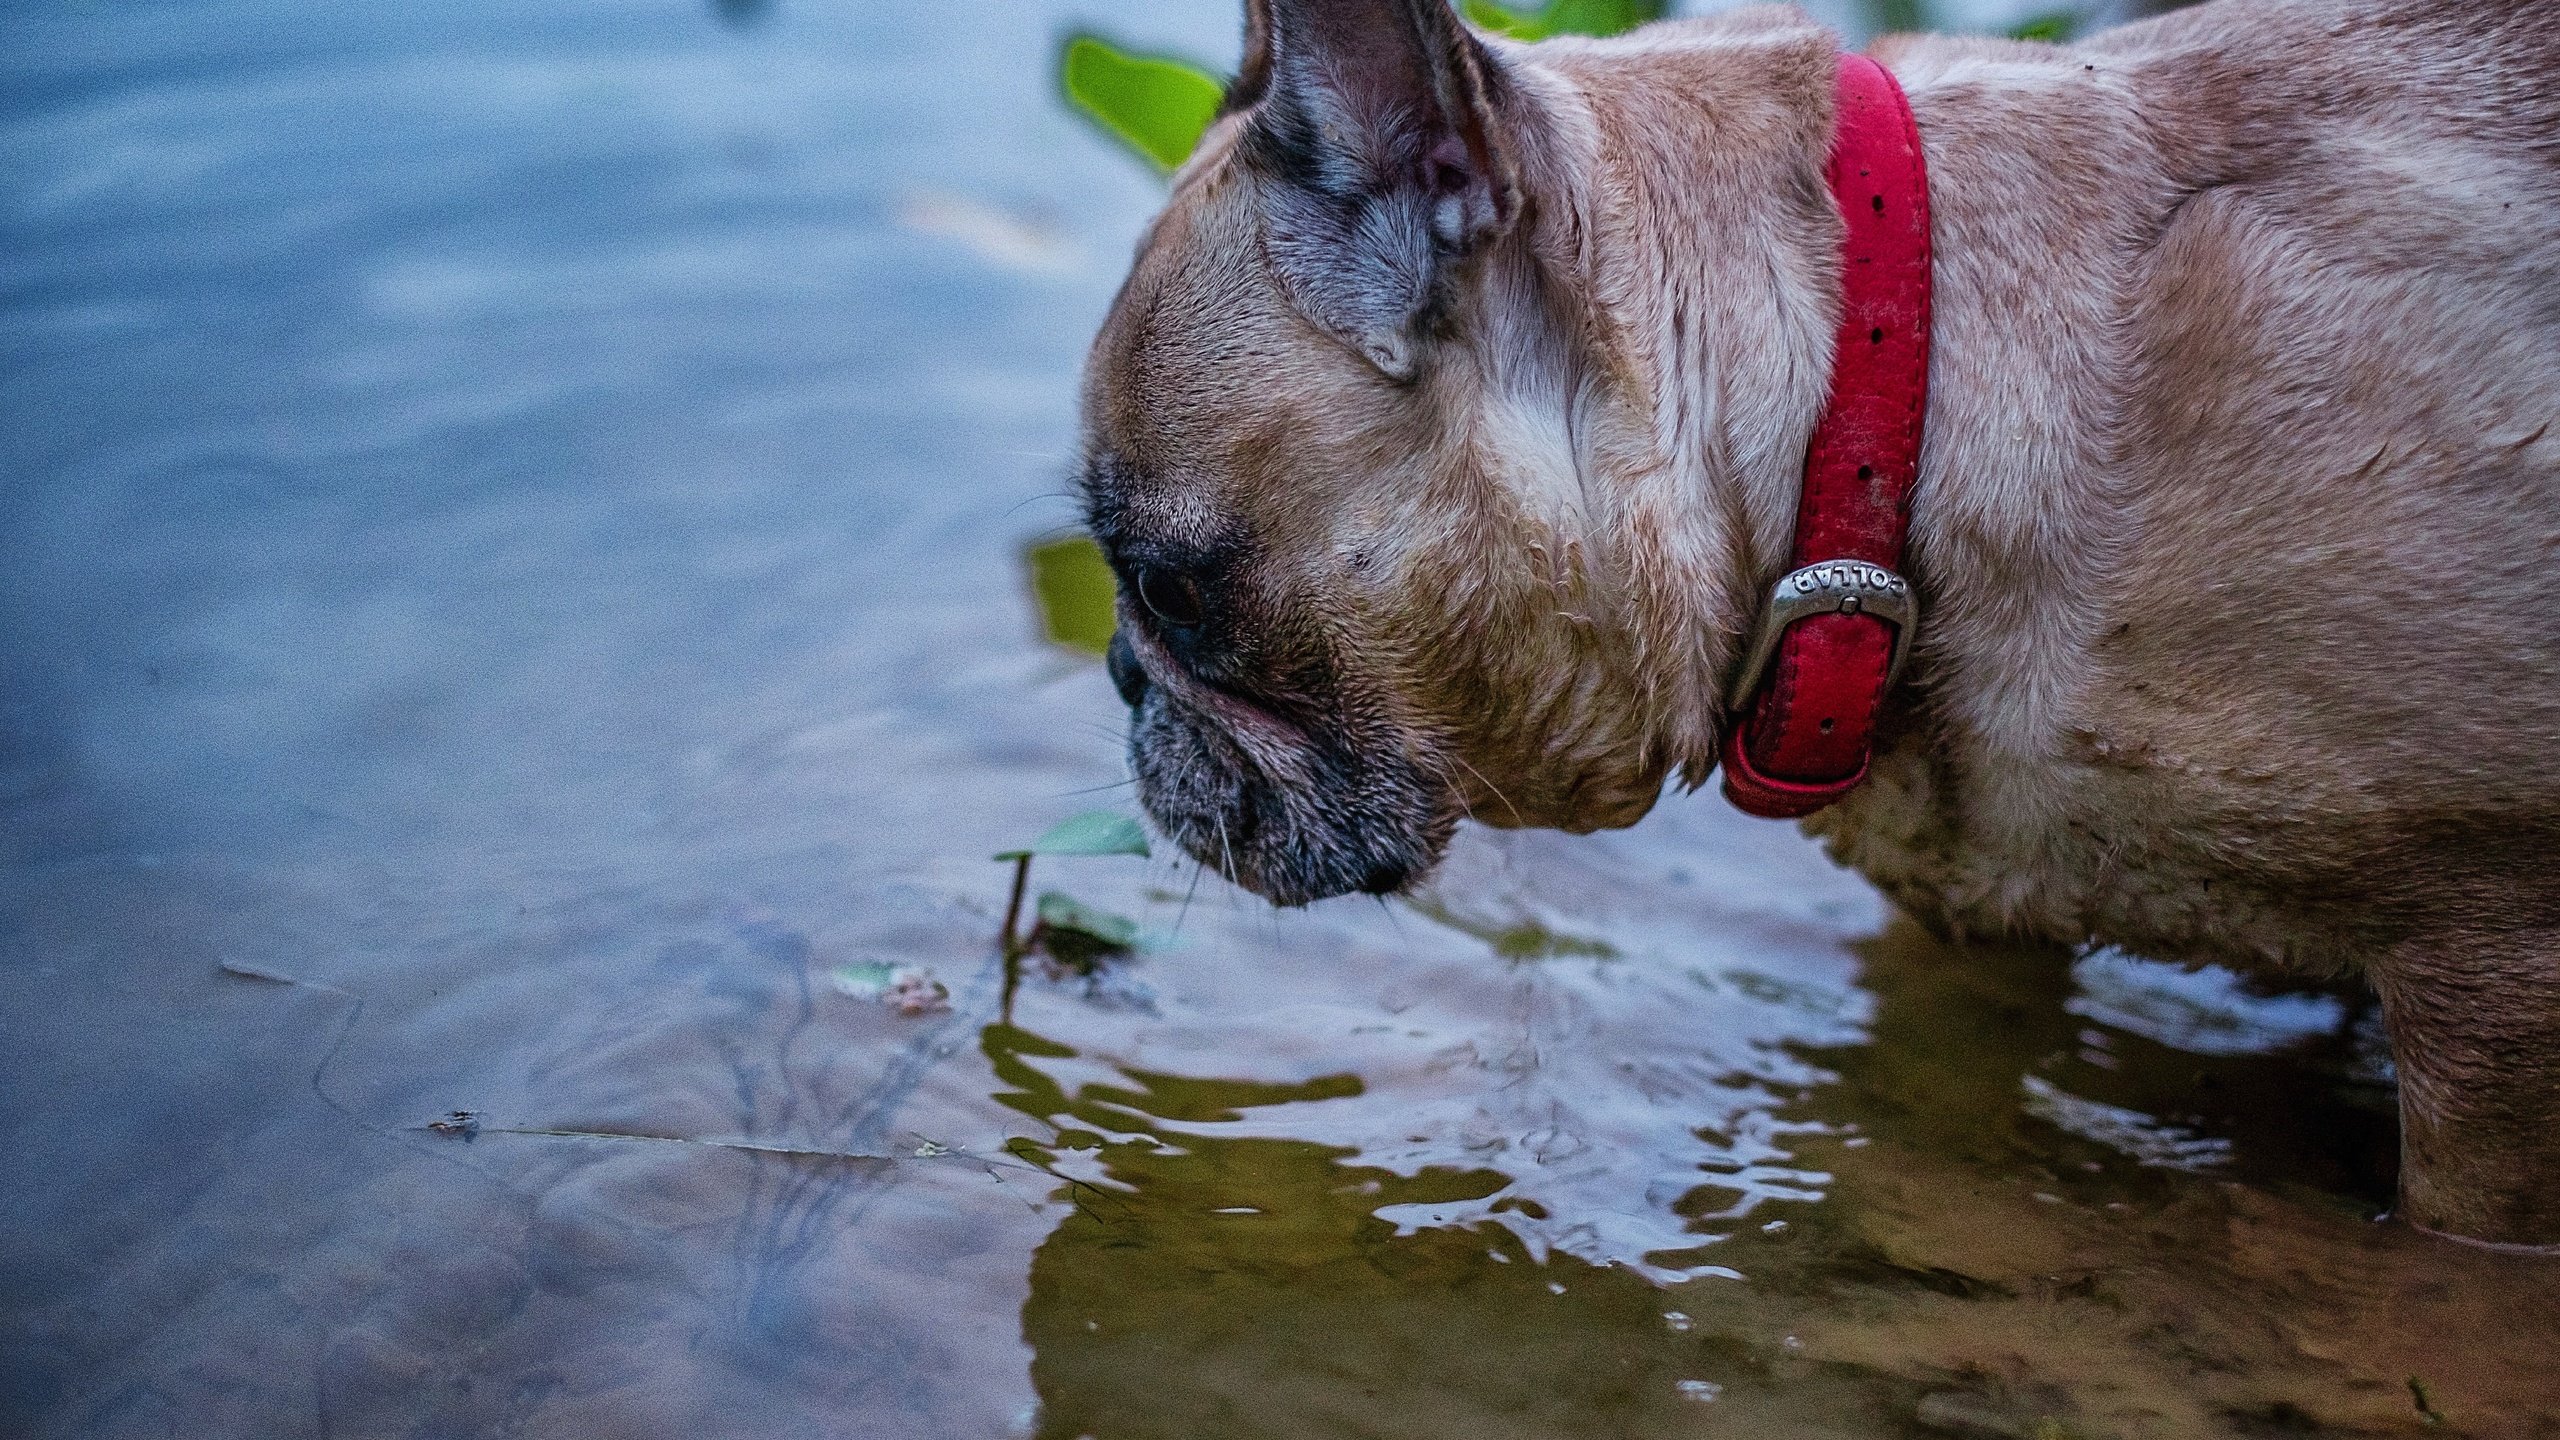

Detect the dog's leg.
xmin=2374 ymin=931 xmax=2560 ymax=1249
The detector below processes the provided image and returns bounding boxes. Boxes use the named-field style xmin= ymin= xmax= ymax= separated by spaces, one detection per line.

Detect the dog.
xmin=1075 ymin=0 xmax=2560 ymax=1247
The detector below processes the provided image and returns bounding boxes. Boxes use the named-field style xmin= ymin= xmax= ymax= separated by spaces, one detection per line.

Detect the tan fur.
xmin=1080 ymin=0 xmax=2560 ymax=1245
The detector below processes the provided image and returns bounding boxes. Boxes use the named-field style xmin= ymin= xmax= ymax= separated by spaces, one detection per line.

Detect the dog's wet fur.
xmin=1076 ymin=0 xmax=2560 ymax=1245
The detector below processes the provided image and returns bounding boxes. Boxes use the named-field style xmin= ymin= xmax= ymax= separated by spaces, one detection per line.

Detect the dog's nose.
xmin=1106 ymin=630 xmax=1149 ymax=708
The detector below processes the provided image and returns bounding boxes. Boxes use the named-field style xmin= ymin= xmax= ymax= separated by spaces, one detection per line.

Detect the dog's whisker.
xmin=1429 ymin=760 xmax=1481 ymax=827
xmin=1001 ymin=492 xmax=1085 ymax=523
xmin=1053 ymin=777 xmax=1139 ymax=798
xmin=1170 ymin=844 xmax=1206 ymax=940
xmin=1371 ymin=892 xmax=1414 ymax=947
xmin=1447 ymin=752 xmax=1523 ymax=827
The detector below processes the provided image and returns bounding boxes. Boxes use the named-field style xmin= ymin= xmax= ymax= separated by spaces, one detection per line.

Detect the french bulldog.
xmin=1076 ymin=0 xmax=2560 ymax=1246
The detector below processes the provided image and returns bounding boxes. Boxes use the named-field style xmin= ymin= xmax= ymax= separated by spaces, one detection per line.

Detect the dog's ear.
xmin=1233 ymin=0 xmax=1520 ymax=380
xmin=1225 ymin=0 xmax=1276 ymax=115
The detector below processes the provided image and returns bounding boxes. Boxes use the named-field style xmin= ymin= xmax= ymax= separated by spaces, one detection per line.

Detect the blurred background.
xmin=6 ymin=2 xmax=2555 ymax=1438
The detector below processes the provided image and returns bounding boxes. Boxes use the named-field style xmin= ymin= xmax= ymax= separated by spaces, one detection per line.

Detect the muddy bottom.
xmin=3 ymin=2 xmax=2555 ymax=1438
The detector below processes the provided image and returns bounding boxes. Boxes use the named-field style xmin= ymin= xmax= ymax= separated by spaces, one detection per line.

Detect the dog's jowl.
xmin=1077 ymin=0 xmax=2560 ymax=1247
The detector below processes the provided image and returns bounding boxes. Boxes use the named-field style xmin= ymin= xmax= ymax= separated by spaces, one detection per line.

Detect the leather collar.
xmin=1720 ymin=51 xmax=1933 ymax=819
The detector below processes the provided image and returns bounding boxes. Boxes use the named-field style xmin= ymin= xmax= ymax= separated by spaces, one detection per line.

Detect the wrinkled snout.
xmin=1106 ymin=626 xmax=1452 ymax=906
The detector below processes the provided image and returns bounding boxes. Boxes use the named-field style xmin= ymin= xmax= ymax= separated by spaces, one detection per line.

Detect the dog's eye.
xmin=1135 ymin=567 xmax=1205 ymax=628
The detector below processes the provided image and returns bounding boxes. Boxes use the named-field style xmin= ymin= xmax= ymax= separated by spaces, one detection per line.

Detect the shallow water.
xmin=4 ymin=2 xmax=2556 ymax=1438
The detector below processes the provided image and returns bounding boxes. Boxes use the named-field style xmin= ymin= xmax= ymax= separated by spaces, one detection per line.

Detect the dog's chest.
xmin=1804 ymin=735 xmax=2340 ymax=975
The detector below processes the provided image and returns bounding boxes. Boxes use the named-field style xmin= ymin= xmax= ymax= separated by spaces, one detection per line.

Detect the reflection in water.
xmin=1816 ymin=924 xmax=2396 ymax=1208
xmin=997 ymin=922 xmax=2560 ymax=1439
xmin=991 ymin=1023 xmax=1778 ymax=1440
xmin=2018 ymin=1075 xmax=2234 ymax=1172
xmin=2068 ymin=946 xmax=2354 ymax=1059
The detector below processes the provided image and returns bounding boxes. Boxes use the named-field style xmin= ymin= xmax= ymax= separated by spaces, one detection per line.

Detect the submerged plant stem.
xmin=1000 ymin=854 xmax=1034 ymax=957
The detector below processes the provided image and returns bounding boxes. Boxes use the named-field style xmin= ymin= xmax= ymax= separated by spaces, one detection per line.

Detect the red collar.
xmin=1720 ymin=52 xmax=1933 ymax=819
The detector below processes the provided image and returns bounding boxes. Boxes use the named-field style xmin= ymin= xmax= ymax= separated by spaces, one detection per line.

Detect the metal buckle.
xmin=1726 ymin=560 xmax=1919 ymax=710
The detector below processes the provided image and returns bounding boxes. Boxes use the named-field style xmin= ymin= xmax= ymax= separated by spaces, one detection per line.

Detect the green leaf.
xmin=995 ymin=810 xmax=1151 ymax=862
xmin=2007 ymin=11 xmax=2077 ymax=41
xmin=1462 ymin=0 xmax=1541 ymax=37
xmin=1025 ymin=533 xmax=1117 ymax=656
xmin=1060 ymin=35 xmax=1225 ymax=174
xmin=830 ymin=960 xmax=898 ymax=997
xmin=1035 ymin=891 xmax=1142 ymax=951
xmin=1464 ymin=0 xmax=1668 ymax=40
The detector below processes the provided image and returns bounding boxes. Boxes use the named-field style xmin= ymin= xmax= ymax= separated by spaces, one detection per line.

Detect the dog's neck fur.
xmin=1458 ymin=17 xmax=2144 ymax=874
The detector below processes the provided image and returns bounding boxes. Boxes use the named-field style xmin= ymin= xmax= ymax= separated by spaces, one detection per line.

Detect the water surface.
xmin=4 ymin=2 xmax=2556 ymax=1437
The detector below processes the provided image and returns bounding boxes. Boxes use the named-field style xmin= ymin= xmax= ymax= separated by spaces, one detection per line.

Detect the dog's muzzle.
xmin=1109 ymin=629 xmax=1451 ymax=904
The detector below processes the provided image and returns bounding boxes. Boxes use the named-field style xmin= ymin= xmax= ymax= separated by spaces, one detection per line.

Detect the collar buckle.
xmin=1726 ymin=560 xmax=1919 ymax=712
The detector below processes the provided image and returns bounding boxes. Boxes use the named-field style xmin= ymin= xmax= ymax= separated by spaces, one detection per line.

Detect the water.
xmin=4 ymin=2 xmax=2556 ymax=1437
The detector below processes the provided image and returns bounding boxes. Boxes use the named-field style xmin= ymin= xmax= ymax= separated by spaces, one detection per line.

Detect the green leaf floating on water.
xmin=1060 ymin=35 xmax=1225 ymax=174
xmin=996 ymin=810 xmax=1151 ymax=862
xmin=1035 ymin=891 xmax=1142 ymax=951
xmin=832 ymin=960 xmax=897 ymax=996
xmin=1025 ymin=533 xmax=1117 ymax=656
xmin=1464 ymin=0 xmax=1669 ymax=40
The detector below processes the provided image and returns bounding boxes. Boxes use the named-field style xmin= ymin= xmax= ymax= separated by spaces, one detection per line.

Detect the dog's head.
xmin=1078 ymin=0 xmax=1841 ymax=902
